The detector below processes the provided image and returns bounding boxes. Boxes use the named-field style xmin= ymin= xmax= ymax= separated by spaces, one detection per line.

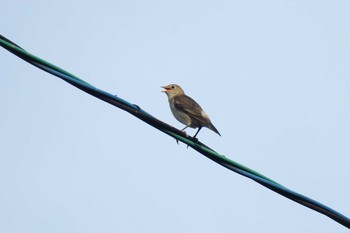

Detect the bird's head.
xmin=161 ymin=84 xmax=185 ymax=98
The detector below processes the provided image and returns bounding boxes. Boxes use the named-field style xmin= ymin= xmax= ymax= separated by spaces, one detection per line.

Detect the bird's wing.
xmin=173 ymin=95 xmax=210 ymax=125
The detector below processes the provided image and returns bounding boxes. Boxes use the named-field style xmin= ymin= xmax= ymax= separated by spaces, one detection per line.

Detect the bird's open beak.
xmin=161 ymin=86 xmax=170 ymax=92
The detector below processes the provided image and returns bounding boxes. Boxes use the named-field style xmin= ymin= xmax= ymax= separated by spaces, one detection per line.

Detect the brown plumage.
xmin=162 ymin=84 xmax=221 ymax=138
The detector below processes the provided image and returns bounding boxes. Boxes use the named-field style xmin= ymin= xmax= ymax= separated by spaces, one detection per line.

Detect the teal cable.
xmin=1 ymin=35 xmax=349 ymax=229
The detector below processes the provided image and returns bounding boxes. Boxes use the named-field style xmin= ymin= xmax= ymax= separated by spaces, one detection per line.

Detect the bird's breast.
xmin=169 ymin=103 xmax=192 ymax=126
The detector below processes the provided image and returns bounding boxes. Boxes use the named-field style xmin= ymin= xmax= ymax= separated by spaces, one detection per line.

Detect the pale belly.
xmin=170 ymin=105 xmax=192 ymax=126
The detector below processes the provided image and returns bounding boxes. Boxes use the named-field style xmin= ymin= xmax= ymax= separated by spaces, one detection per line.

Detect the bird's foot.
xmin=192 ymin=137 xmax=199 ymax=143
xmin=181 ymin=131 xmax=188 ymax=136
xmin=186 ymin=137 xmax=199 ymax=149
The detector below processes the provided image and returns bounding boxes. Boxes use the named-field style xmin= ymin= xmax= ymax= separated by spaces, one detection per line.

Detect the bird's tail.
xmin=208 ymin=122 xmax=221 ymax=136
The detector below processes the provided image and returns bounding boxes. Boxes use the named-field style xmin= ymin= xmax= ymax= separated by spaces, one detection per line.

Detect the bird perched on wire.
xmin=162 ymin=84 xmax=221 ymax=139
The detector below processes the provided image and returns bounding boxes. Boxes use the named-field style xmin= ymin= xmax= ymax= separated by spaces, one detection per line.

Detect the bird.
xmin=162 ymin=84 xmax=221 ymax=139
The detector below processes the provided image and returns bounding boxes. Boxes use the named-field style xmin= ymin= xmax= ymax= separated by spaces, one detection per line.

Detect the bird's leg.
xmin=181 ymin=126 xmax=189 ymax=132
xmin=184 ymin=127 xmax=202 ymax=149
xmin=175 ymin=126 xmax=189 ymax=145
xmin=193 ymin=127 xmax=202 ymax=139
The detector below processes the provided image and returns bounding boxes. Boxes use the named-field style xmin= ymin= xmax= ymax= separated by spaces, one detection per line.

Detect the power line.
xmin=1 ymin=34 xmax=349 ymax=229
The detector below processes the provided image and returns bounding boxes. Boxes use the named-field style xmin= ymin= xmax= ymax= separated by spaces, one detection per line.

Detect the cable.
xmin=1 ymin=34 xmax=349 ymax=229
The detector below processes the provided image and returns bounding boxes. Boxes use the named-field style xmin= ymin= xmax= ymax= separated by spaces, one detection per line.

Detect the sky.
xmin=1 ymin=0 xmax=349 ymax=232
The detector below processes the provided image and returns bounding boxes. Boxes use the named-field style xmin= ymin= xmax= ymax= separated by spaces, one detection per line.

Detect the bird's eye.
xmin=171 ymin=85 xmax=175 ymax=89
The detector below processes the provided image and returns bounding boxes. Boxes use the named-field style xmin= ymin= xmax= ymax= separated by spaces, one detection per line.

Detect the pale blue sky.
xmin=1 ymin=1 xmax=349 ymax=232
